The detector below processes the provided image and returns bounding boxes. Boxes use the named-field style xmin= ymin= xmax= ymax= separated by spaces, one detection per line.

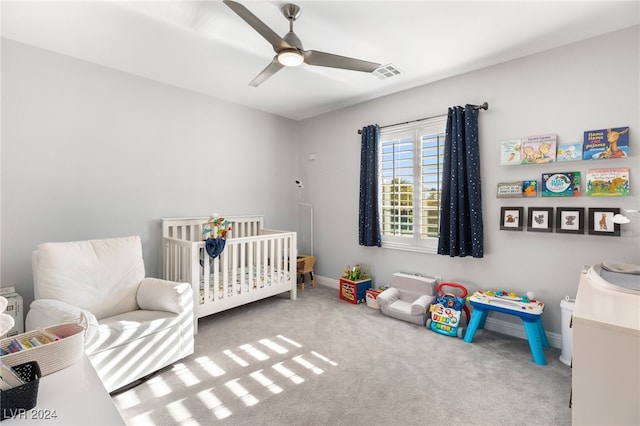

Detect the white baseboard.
xmin=315 ymin=275 xmax=561 ymax=349
xmin=316 ymin=275 xmax=339 ymax=289
xmin=483 ymin=316 xmax=561 ymax=349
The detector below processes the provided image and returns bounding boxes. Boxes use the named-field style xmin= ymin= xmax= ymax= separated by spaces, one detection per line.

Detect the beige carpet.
xmin=113 ymin=284 xmax=572 ymax=425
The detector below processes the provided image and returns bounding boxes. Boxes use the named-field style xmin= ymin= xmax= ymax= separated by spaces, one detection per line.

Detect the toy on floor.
xmin=464 ymin=290 xmax=548 ymax=365
xmin=426 ymin=282 xmax=469 ymax=338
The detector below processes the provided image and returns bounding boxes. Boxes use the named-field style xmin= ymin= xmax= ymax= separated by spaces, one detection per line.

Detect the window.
xmin=379 ymin=116 xmax=446 ymax=252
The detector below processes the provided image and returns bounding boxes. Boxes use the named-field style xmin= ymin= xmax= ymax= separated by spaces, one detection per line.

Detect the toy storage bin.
xmin=0 ymin=361 xmax=41 ymax=421
xmin=365 ymin=289 xmax=383 ymax=309
xmin=0 ymin=320 xmax=86 ymax=376
xmin=339 ymin=278 xmax=372 ymax=304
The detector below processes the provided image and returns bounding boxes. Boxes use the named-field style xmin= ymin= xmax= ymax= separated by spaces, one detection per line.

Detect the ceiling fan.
xmin=223 ymin=0 xmax=381 ymax=87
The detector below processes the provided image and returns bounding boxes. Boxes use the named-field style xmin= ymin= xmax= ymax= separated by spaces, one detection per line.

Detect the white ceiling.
xmin=2 ymin=1 xmax=639 ymax=121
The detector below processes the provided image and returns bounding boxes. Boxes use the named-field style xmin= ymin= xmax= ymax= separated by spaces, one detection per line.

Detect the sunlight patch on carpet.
xmin=197 ymin=388 xmax=232 ymax=419
xmin=148 ymin=376 xmax=172 ymax=397
xmin=116 ymin=334 xmax=340 ymax=424
xmin=259 ymin=338 xmax=288 ymax=354
xmin=311 ymin=350 xmax=339 ymax=366
xmin=115 ymin=390 xmax=141 ymax=409
xmin=225 ymin=379 xmax=259 ymax=406
xmin=293 ymin=355 xmax=323 ymax=374
xmin=250 ymin=369 xmax=284 ymax=394
xmin=166 ymin=399 xmax=193 ymax=423
xmin=272 ymin=361 xmax=304 ymax=384
xmin=239 ymin=343 xmax=270 ymax=361
xmin=195 ymin=356 xmax=226 ymax=377
xmin=223 ymin=349 xmax=249 ymax=367
xmin=127 ymin=410 xmax=154 ymax=426
xmin=276 ymin=334 xmax=302 ymax=347
xmin=172 ymin=363 xmax=201 ymax=387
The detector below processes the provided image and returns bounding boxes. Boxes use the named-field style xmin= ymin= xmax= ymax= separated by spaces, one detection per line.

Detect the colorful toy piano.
xmin=463 ymin=290 xmax=550 ymax=365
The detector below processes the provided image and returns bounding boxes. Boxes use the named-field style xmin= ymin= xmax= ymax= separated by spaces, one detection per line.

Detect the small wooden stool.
xmin=296 ymin=255 xmax=316 ymax=290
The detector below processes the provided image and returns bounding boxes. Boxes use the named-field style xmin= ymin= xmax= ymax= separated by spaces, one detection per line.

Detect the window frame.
xmin=378 ymin=115 xmax=447 ymax=253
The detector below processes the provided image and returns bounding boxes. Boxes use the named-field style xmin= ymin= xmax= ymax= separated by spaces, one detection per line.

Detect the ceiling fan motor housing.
xmin=281 ymin=4 xmax=301 ymax=22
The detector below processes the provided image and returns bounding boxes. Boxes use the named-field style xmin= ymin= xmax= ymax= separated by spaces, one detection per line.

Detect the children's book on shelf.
xmin=542 ymin=171 xmax=581 ymax=197
xmin=522 ymin=180 xmax=538 ymax=197
xmin=586 ymin=168 xmax=630 ymax=197
xmin=556 ymin=142 xmax=583 ymax=162
xmin=583 ymin=127 xmax=629 ymax=160
xmin=521 ymin=134 xmax=557 ymax=164
xmin=496 ymin=181 xmax=523 ymax=198
xmin=500 ymin=138 xmax=522 ymax=165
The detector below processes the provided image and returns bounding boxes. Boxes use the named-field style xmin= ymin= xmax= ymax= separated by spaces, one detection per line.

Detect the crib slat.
xmin=248 ymin=240 xmax=254 ymax=291
xmin=233 ymin=243 xmax=238 ymax=295
xmin=263 ymin=239 xmax=269 ymax=288
xmin=202 ymin=246 xmax=210 ymax=304
xmin=213 ymin=256 xmax=220 ymax=300
xmin=256 ymin=239 xmax=262 ymax=288
xmin=239 ymin=242 xmax=246 ymax=292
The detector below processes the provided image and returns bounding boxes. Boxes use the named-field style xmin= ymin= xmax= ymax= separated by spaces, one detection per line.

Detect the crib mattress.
xmin=199 ymin=267 xmax=290 ymax=303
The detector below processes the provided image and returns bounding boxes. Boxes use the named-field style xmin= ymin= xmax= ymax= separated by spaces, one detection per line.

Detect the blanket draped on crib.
xmin=205 ymin=237 xmax=226 ymax=259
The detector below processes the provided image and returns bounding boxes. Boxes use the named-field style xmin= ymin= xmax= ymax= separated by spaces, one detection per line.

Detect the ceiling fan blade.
xmin=223 ymin=0 xmax=291 ymax=52
xmin=303 ymin=50 xmax=380 ymax=73
xmin=249 ymin=57 xmax=284 ymax=87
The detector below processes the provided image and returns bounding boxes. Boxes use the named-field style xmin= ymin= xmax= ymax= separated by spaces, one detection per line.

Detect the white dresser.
xmin=571 ymin=267 xmax=640 ymax=426
xmin=3 ymin=355 xmax=125 ymax=425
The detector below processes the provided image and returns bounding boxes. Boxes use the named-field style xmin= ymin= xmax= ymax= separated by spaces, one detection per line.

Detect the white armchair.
xmin=25 ymin=235 xmax=194 ymax=393
xmin=377 ymin=273 xmax=438 ymax=326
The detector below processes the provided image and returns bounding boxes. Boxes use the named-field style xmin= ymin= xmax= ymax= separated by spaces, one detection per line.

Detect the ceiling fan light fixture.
xmin=278 ymin=49 xmax=304 ymax=67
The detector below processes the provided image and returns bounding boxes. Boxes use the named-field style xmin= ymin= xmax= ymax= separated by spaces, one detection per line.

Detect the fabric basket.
xmin=0 ymin=361 xmax=41 ymax=421
xmin=0 ymin=319 xmax=86 ymax=376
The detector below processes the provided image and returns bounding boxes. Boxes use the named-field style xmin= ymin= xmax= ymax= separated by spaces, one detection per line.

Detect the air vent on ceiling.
xmin=373 ymin=63 xmax=402 ymax=80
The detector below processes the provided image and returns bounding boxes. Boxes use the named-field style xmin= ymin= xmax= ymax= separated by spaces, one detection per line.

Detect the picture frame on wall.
xmin=587 ymin=208 xmax=620 ymax=237
xmin=527 ymin=207 xmax=554 ymax=232
xmin=500 ymin=207 xmax=524 ymax=231
xmin=556 ymin=207 xmax=585 ymax=234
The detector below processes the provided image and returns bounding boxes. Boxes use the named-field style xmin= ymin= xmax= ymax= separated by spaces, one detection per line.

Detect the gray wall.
xmin=2 ymin=27 xmax=639 ymax=336
xmin=1 ymin=39 xmax=301 ymax=305
xmin=298 ymin=26 xmax=640 ymax=334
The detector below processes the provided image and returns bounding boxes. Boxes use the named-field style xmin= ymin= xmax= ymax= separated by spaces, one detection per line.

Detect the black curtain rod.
xmin=357 ymin=101 xmax=489 ymax=134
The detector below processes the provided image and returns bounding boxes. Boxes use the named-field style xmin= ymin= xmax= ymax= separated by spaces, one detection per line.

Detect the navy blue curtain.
xmin=359 ymin=124 xmax=382 ymax=247
xmin=438 ymin=105 xmax=484 ymax=258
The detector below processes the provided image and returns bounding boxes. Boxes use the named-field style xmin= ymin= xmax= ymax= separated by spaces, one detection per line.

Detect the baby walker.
xmin=426 ymin=282 xmax=470 ymax=339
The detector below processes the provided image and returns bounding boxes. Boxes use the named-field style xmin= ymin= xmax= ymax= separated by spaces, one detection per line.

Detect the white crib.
xmin=162 ymin=215 xmax=297 ymax=332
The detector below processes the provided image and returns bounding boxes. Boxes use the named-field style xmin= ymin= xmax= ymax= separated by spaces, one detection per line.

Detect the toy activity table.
xmin=463 ymin=290 xmax=549 ymax=365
